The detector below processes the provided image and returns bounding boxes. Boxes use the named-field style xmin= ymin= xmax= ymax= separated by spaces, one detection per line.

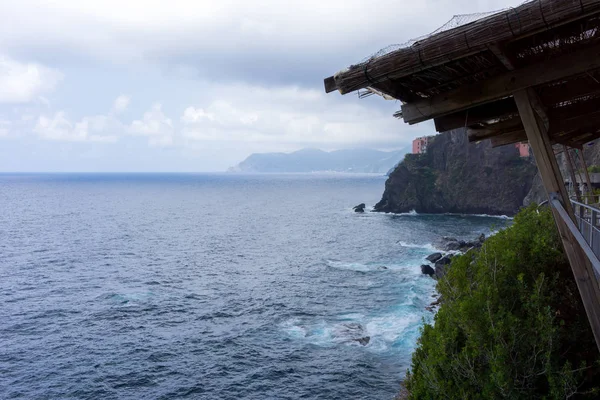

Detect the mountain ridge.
xmin=228 ymin=148 xmax=408 ymax=174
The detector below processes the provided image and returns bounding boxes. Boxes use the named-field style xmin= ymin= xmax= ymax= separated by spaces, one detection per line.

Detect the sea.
xmin=0 ymin=173 xmax=508 ymax=399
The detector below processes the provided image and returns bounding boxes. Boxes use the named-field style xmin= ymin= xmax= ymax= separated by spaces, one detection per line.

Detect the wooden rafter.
xmin=401 ymin=42 xmax=600 ymax=124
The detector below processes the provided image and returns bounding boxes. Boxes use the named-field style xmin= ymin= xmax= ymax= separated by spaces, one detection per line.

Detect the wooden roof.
xmin=324 ymin=0 xmax=600 ymax=148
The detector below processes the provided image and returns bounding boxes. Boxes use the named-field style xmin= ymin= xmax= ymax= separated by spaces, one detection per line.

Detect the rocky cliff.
xmin=374 ymin=128 xmax=537 ymax=216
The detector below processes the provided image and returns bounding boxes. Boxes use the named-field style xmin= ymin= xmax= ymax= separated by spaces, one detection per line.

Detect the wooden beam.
xmin=402 ymin=42 xmax=600 ymax=124
xmin=565 ymin=145 xmax=583 ymax=201
xmin=581 ymin=151 xmax=595 ymax=198
xmin=370 ymin=80 xmax=417 ymax=103
xmin=324 ymin=76 xmax=337 ymax=93
xmin=487 ymin=43 xmax=515 ymax=70
xmin=434 ymin=97 xmax=518 ymax=133
xmin=466 ymin=117 xmax=523 ymax=142
xmin=490 ymin=130 xmax=527 ymax=147
xmin=514 ymin=88 xmax=600 ymax=353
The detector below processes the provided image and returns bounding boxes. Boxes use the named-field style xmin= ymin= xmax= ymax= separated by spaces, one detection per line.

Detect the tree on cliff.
xmin=405 ymin=205 xmax=600 ymax=399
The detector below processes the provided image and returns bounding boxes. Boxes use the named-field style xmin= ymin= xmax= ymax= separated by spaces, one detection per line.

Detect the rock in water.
xmin=353 ymin=336 xmax=370 ymax=346
xmin=445 ymin=241 xmax=461 ymax=251
xmin=421 ymin=264 xmax=435 ymax=276
xmin=426 ymin=252 xmax=443 ymax=262
xmin=353 ymin=203 xmax=366 ymax=213
xmin=435 ymin=255 xmax=453 ymax=266
xmin=434 ymin=255 xmax=454 ymax=279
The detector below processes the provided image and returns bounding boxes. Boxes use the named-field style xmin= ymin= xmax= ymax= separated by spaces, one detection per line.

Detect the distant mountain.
xmin=228 ymin=148 xmax=409 ymax=174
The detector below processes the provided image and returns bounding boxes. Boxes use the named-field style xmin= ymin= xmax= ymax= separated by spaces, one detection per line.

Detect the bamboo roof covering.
xmin=324 ymin=0 xmax=600 ymax=148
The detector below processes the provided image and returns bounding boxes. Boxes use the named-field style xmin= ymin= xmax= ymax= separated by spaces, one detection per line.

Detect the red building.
xmin=412 ymin=136 xmax=430 ymax=154
xmin=515 ymin=142 xmax=530 ymax=157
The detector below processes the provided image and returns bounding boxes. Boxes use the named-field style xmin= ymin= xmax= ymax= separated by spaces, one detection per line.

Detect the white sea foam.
xmin=461 ymin=213 xmax=513 ymax=220
xmin=281 ymin=306 xmax=434 ymax=353
xmin=390 ymin=209 xmax=418 ymax=216
xmin=281 ymin=264 xmax=437 ymax=353
xmin=325 ymin=259 xmax=427 ymax=273
xmin=396 ymin=241 xmax=437 ymax=252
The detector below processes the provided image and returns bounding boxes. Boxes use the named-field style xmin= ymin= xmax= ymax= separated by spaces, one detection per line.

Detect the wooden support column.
xmin=514 ymin=89 xmax=600 ymax=352
xmin=564 ymin=146 xmax=582 ymax=202
xmin=580 ymin=152 xmax=595 ymax=202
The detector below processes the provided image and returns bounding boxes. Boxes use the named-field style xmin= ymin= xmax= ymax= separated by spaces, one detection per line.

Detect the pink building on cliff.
xmin=515 ymin=142 xmax=530 ymax=157
xmin=412 ymin=136 xmax=430 ymax=154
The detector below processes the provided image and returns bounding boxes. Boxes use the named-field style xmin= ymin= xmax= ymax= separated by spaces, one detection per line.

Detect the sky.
xmin=0 ymin=0 xmax=523 ymax=172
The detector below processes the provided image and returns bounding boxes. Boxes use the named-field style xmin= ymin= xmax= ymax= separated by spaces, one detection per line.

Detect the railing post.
xmin=593 ymin=209 xmax=597 ymax=247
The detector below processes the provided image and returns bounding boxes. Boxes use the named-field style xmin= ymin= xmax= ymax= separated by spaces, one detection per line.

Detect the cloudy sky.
xmin=0 ymin=0 xmax=522 ymax=172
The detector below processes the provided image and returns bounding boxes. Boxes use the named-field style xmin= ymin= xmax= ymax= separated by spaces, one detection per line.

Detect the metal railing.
xmin=552 ymin=197 xmax=600 ymax=277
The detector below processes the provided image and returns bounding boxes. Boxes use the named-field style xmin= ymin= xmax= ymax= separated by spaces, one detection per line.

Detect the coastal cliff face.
xmin=374 ymin=128 xmax=537 ymax=216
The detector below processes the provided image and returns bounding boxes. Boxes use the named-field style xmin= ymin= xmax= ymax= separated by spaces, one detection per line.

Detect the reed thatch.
xmin=324 ymin=0 xmax=600 ymax=149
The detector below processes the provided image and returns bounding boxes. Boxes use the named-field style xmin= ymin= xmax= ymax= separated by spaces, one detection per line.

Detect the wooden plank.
xmin=370 ymin=81 xmax=417 ymax=103
xmin=324 ymin=76 xmax=337 ymax=93
xmin=434 ymin=97 xmax=518 ymax=132
xmin=467 ymin=117 xmax=523 ymax=142
xmin=490 ymin=130 xmax=527 ymax=147
xmin=565 ymin=145 xmax=583 ymax=201
xmin=402 ymin=42 xmax=600 ymax=124
xmin=582 ymin=152 xmax=595 ymax=197
xmin=538 ymin=72 xmax=600 ymax=106
xmin=514 ymin=88 xmax=600 ymax=353
xmin=487 ymin=43 xmax=515 ymax=70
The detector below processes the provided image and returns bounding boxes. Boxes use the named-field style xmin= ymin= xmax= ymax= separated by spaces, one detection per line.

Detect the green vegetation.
xmin=405 ymin=205 xmax=600 ymax=399
xmin=587 ymin=165 xmax=600 ymax=173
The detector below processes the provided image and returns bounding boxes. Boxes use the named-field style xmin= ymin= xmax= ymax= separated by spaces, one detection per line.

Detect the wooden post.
xmin=564 ymin=145 xmax=582 ymax=202
xmin=580 ymin=153 xmax=595 ymax=203
xmin=514 ymin=89 xmax=600 ymax=352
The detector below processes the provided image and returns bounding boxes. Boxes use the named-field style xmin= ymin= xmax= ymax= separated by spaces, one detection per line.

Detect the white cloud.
xmin=112 ymin=95 xmax=130 ymax=113
xmin=129 ymin=103 xmax=174 ymax=146
xmin=180 ymin=83 xmax=421 ymax=149
xmin=0 ymin=0 xmax=525 ymax=70
xmin=0 ymin=119 xmax=10 ymax=137
xmin=34 ymin=112 xmax=118 ymax=143
xmin=0 ymin=55 xmax=62 ymax=103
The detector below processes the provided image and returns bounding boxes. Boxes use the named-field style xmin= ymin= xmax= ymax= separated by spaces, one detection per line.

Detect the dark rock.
xmin=353 ymin=203 xmax=366 ymax=213
xmin=342 ymin=322 xmax=363 ymax=331
xmin=478 ymin=233 xmax=486 ymax=243
xmin=378 ymin=266 xmax=388 ymax=270
xmin=426 ymin=252 xmax=443 ymax=262
xmin=373 ymin=128 xmax=537 ymax=215
xmin=436 ymin=255 xmax=453 ymax=266
xmin=353 ymin=336 xmax=371 ymax=346
xmin=434 ymin=264 xmax=447 ymax=279
xmin=421 ymin=264 xmax=435 ymax=276
xmin=434 ymin=255 xmax=454 ymax=279
xmin=425 ymin=306 xmax=434 ymax=312
xmin=445 ymin=241 xmax=461 ymax=251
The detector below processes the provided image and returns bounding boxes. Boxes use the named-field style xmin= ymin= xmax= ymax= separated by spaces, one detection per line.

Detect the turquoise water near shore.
xmin=0 ymin=173 xmax=507 ymax=399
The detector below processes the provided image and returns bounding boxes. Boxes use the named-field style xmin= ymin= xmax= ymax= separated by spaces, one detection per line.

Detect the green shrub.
xmin=405 ymin=205 xmax=600 ymax=399
xmin=587 ymin=165 xmax=600 ymax=173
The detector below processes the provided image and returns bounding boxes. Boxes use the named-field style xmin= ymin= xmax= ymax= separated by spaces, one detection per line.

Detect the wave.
xmin=377 ymin=209 xmax=513 ymax=219
xmin=396 ymin=241 xmax=437 ymax=252
xmin=325 ymin=259 xmax=426 ymax=273
xmin=282 ymin=263 xmax=437 ymax=353
xmin=280 ymin=305 xmax=435 ymax=353
xmin=454 ymin=213 xmax=513 ymax=220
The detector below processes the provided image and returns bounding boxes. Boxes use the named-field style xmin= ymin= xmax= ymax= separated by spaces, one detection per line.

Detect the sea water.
xmin=0 ymin=173 xmax=507 ymax=399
